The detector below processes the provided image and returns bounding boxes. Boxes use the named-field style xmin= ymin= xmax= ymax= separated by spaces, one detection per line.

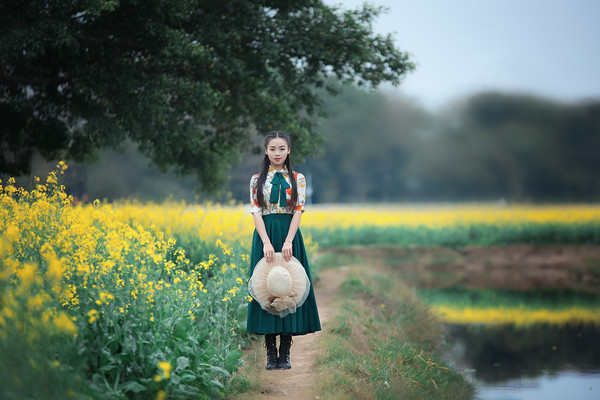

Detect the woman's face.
xmin=265 ymin=137 xmax=290 ymax=169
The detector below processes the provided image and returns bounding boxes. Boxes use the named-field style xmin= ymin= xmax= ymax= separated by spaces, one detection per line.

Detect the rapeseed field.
xmin=1 ymin=162 xmax=258 ymax=399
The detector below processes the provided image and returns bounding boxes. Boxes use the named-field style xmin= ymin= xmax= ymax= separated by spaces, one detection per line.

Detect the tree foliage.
xmin=416 ymin=92 xmax=600 ymax=201
xmin=0 ymin=0 xmax=415 ymax=191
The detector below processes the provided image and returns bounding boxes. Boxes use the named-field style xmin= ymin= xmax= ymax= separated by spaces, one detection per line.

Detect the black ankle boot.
xmin=277 ymin=334 xmax=293 ymax=369
xmin=264 ymin=334 xmax=278 ymax=370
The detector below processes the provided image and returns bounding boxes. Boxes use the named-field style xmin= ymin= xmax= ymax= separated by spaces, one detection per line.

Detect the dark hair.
xmin=255 ymin=131 xmax=298 ymax=209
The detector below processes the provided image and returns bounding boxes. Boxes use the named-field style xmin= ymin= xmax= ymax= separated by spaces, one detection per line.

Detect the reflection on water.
xmin=442 ymin=323 xmax=600 ymax=400
xmin=476 ymin=372 xmax=598 ymax=400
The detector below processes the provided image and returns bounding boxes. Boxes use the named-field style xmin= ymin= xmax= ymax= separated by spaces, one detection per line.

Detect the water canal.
xmin=390 ymin=245 xmax=600 ymax=400
xmin=332 ymin=244 xmax=600 ymax=399
xmin=441 ymin=323 xmax=600 ymax=400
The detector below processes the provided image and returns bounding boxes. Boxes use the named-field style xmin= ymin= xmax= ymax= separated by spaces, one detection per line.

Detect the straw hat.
xmin=248 ymin=252 xmax=310 ymax=318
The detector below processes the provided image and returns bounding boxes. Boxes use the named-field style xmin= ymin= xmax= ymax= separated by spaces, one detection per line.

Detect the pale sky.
xmin=325 ymin=0 xmax=600 ymax=111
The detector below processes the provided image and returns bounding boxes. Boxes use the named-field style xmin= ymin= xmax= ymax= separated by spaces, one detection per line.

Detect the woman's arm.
xmin=252 ymin=213 xmax=270 ymax=245
xmin=285 ymin=211 xmax=302 ymax=243
xmin=252 ymin=213 xmax=275 ymax=263
xmin=282 ymin=210 xmax=302 ymax=261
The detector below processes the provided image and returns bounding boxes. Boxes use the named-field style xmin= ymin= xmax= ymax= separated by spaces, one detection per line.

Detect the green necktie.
xmin=270 ymin=172 xmax=290 ymax=207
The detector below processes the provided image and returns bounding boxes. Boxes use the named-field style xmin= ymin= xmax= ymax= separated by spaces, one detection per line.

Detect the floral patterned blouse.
xmin=247 ymin=166 xmax=306 ymax=215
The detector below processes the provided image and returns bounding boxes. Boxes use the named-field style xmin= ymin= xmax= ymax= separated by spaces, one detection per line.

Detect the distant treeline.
xmin=17 ymin=83 xmax=600 ymax=203
xmin=292 ymin=83 xmax=600 ymax=203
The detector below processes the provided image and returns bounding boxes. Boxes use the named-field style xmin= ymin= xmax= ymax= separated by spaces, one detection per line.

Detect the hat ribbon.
xmin=270 ymin=172 xmax=290 ymax=207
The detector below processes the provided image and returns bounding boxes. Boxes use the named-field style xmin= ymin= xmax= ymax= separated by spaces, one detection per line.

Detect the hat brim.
xmin=248 ymin=252 xmax=310 ymax=318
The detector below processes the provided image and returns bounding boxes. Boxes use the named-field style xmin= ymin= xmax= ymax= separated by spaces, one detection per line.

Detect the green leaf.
xmin=210 ymin=378 xmax=224 ymax=389
xmin=98 ymin=363 xmax=118 ymax=373
xmin=121 ymin=381 xmax=146 ymax=393
xmin=124 ymin=335 xmax=136 ymax=353
xmin=197 ymin=363 xmax=231 ymax=378
xmin=180 ymin=373 xmax=197 ymax=383
xmin=176 ymin=356 xmax=190 ymax=371
xmin=224 ymin=349 xmax=243 ymax=372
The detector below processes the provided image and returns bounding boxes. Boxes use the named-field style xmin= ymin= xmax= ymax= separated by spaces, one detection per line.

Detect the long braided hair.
xmin=255 ymin=131 xmax=298 ymax=209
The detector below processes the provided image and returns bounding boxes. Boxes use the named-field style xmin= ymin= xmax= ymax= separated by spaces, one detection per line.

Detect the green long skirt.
xmin=246 ymin=213 xmax=322 ymax=336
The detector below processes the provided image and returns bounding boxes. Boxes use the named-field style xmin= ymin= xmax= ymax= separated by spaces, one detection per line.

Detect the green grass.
xmin=315 ymin=271 xmax=474 ymax=400
xmin=417 ymin=287 xmax=600 ymax=310
xmin=306 ymin=222 xmax=600 ymax=249
xmin=310 ymin=251 xmax=365 ymax=284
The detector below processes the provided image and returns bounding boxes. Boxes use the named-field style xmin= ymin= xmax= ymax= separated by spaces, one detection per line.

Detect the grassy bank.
xmin=418 ymin=287 xmax=600 ymax=309
xmin=305 ymin=222 xmax=600 ymax=249
xmin=314 ymin=254 xmax=474 ymax=400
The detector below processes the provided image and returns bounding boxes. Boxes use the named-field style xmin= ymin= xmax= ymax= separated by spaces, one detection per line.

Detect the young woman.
xmin=246 ymin=131 xmax=322 ymax=370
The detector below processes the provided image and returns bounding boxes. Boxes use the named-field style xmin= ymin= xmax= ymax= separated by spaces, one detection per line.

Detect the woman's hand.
xmin=263 ymin=242 xmax=275 ymax=264
xmin=282 ymin=240 xmax=293 ymax=262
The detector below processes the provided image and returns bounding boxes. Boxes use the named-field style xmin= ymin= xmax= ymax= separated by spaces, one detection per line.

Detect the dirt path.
xmin=231 ymin=266 xmax=351 ymax=400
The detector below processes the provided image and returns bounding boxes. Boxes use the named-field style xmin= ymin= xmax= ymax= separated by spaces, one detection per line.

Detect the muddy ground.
xmin=326 ymin=244 xmax=600 ymax=293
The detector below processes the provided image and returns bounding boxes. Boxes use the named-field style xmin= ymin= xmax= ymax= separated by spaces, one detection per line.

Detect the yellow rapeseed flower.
xmin=2 ymin=306 xmax=15 ymax=320
xmin=87 ymin=309 xmax=99 ymax=324
xmin=45 ymin=254 xmax=65 ymax=284
xmin=46 ymin=172 xmax=58 ymax=185
xmin=27 ymin=293 xmax=47 ymax=311
xmin=4 ymin=224 xmax=21 ymax=242
xmin=99 ymin=291 xmax=114 ymax=304
xmin=54 ymin=312 xmax=78 ymax=336
xmin=157 ymin=361 xmax=172 ymax=379
xmin=432 ymin=305 xmax=600 ymax=326
xmin=16 ymin=263 xmax=38 ymax=288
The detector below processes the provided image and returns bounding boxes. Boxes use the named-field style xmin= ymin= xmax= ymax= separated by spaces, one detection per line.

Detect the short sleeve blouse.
xmin=247 ymin=166 xmax=306 ymax=215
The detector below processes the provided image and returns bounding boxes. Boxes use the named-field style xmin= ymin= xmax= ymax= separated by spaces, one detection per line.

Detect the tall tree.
xmin=0 ymin=0 xmax=415 ymax=192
